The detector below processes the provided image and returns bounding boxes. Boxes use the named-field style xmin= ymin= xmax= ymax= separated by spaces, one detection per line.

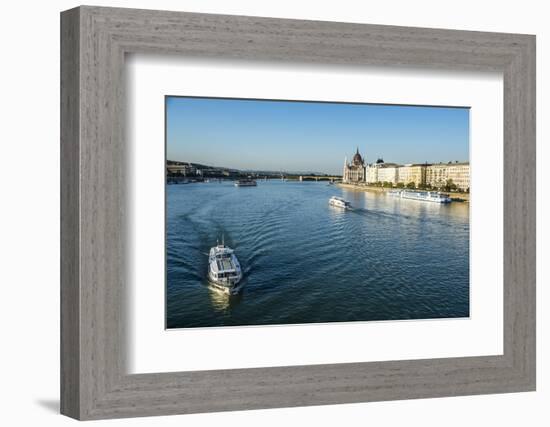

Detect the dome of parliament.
xmin=352 ymin=148 xmax=364 ymax=165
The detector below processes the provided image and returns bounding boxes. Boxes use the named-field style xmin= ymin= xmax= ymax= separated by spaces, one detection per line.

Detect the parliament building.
xmin=342 ymin=148 xmax=366 ymax=183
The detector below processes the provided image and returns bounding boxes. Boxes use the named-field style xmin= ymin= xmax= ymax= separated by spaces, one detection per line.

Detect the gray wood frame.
xmin=61 ymin=5 xmax=536 ymax=420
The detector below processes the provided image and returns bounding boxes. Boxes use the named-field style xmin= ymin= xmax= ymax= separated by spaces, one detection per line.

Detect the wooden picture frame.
xmin=60 ymin=5 xmax=536 ymax=420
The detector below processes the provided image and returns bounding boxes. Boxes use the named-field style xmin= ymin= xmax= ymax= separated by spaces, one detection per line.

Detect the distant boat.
xmin=329 ymin=196 xmax=351 ymax=209
xmin=208 ymin=240 xmax=243 ymax=295
xmin=387 ymin=189 xmax=451 ymax=203
xmin=235 ymin=178 xmax=257 ymax=187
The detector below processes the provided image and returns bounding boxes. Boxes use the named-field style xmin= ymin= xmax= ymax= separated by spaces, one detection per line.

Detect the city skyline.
xmin=166 ymin=96 xmax=470 ymax=175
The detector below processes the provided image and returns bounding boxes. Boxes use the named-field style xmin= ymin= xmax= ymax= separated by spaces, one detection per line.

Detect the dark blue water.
xmin=166 ymin=181 xmax=469 ymax=328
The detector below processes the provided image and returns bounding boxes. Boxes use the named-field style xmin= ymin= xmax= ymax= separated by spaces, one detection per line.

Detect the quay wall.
xmin=337 ymin=183 xmax=470 ymax=202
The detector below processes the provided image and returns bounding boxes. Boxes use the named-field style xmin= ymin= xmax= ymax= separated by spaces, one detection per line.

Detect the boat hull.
xmin=328 ymin=196 xmax=351 ymax=209
xmin=329 ymin=201 xmax=349 ymax=209
xmin=207 ymin=273 xmax=243 ymax=295
xmin=234 ymin=180 xmax=257 ymax=187
xmin=387 ymin=190 xmax=451 ymax=203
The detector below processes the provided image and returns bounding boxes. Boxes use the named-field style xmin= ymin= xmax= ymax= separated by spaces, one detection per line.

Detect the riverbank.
xmin=337 ymin=183 xmax=470 ymax=202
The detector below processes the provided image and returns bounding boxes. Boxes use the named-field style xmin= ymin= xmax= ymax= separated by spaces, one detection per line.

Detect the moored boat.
xmin=387 ymin=189 xmax=451 ymax=203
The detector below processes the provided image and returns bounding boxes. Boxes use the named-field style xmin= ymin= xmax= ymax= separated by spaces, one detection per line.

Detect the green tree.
xmin=444 ymin=179 xmax=457 ymax=192
xmin=396 ymin=182 xmax=404 ymax=188
xmin=406 ymin=181 xmax=416 ymax=189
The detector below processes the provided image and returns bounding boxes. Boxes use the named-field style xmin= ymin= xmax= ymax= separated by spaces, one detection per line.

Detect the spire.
xmin=343 ymin=156 xmax=348 ymax=182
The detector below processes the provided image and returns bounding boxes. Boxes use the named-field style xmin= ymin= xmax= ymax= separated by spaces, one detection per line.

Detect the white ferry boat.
xmin=329 ymin=196 xmax=352 ymax=209
xmin=208 ymin=240 xmax=243 ymax=294
xmin=387 ymin=189 xmax=452 ymax=203
xmin=234 ymin=178 xmax=257 ymax=187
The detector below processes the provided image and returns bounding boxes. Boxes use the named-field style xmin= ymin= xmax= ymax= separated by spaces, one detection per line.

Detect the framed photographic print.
xmin=61 ymin=6 xmax=536 ymax=420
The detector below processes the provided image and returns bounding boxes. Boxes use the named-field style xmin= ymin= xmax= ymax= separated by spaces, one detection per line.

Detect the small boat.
xmin=208 ymin=240 xmax=243 ymax=294
xmin=234 ymin=178 xmax=257 ymax=187
xmin=387 ymin=189 xmax=451 ymax=203
xmin=329 ymin=196 xmax=351 ymax=209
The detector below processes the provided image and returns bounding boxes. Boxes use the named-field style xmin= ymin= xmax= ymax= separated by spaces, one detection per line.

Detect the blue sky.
xmin=166 ymin=96 xmax=469 ymax=175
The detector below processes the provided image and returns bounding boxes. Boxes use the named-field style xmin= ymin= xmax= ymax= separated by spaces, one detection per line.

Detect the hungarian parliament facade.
xmin=343 ymin=148 xmax=470 ymax=191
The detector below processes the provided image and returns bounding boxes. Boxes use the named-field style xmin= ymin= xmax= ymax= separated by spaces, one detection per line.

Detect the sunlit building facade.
xmin=425 ymin=163 xmax=470 ymax=191
xmin=345 ymin=150 xmax=470 ymax=191
xmin=397 ymin=164 xmax=426 ymax=187
xmin=342 ymin=148 xmax=366 ymax=183
xmin=364 ymin=158 xmax=399 ymax=185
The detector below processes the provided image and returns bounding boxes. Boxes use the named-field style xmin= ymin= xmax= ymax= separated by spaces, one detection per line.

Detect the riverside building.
xmin=342 ymin=148 xmax=366 ymax=183
xmin=343 ymin=150 xmax=470 ymax=191
xmin=424 ymin=162 xmax=470 ymax=191
xmin=397 ymin=164 xmax=426 ymax=188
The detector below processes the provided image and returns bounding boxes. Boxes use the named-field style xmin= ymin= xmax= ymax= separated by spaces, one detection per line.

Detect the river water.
xmin=166 ymin=181 xmax=469 ymax=328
